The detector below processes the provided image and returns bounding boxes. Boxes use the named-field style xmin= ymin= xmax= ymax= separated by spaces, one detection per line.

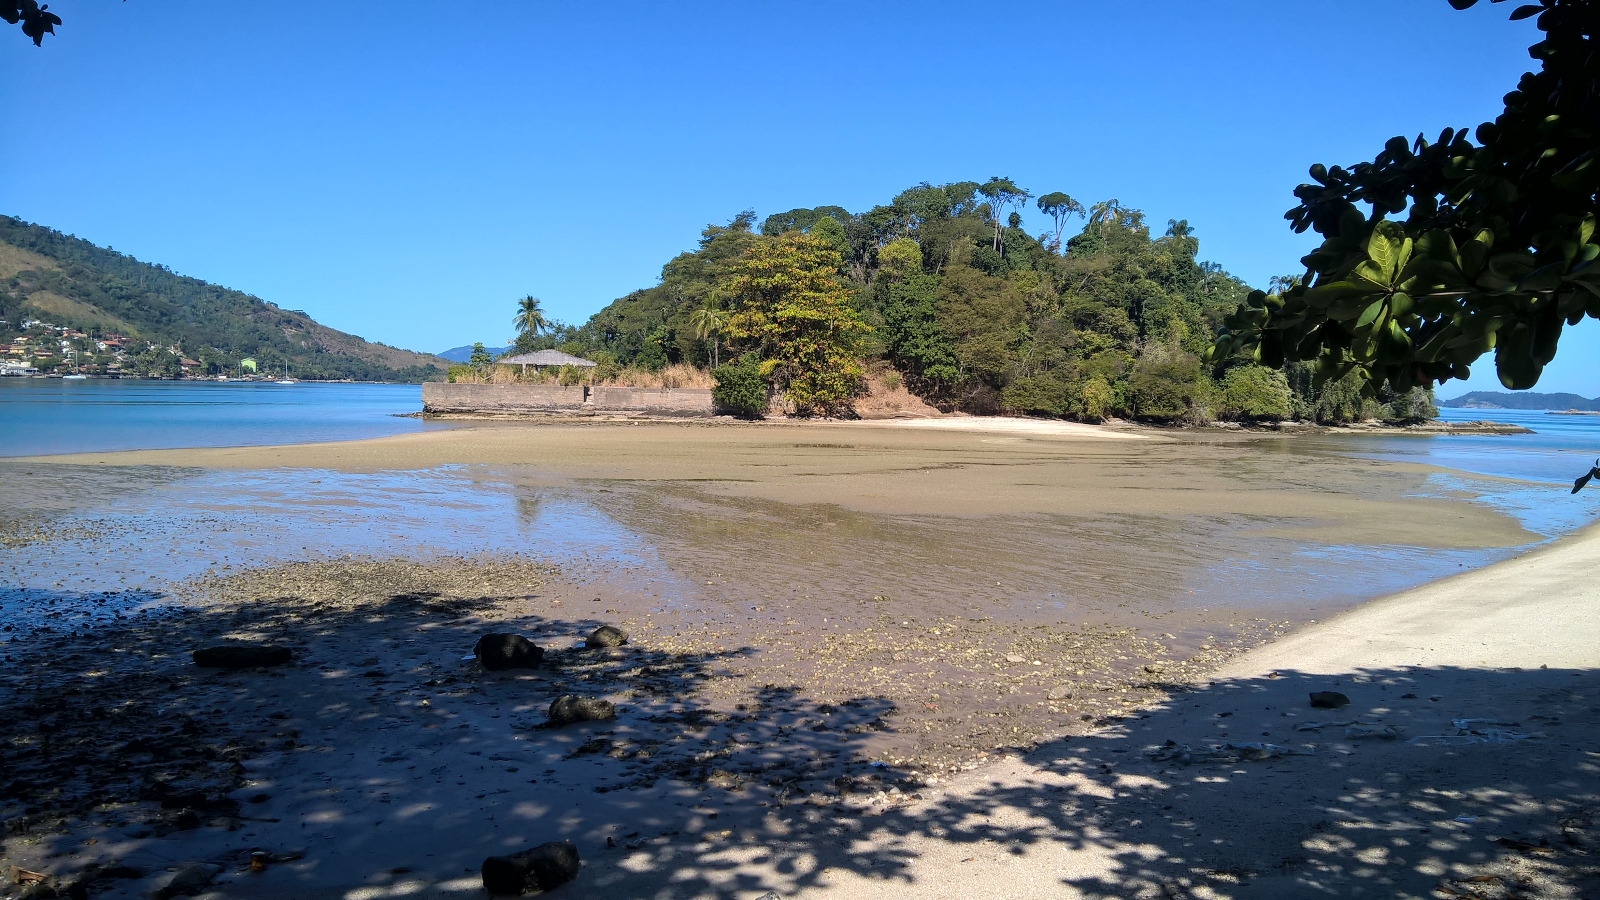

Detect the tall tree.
xmin=1212 ymin=0 xmax=1600 ymax=395
xmin=978 ymin=177 xmax=1033 ymax=253
xmin=1087 ymin=199 xmax=1124 ymax=228
xmin=719 ymin=232 xmax=870 ymax=416
xmin=688 ymin=304 xmax=726 ymax=368
xmin=1036 ymin=192 xmax=1085 ymax=253
xmin=513 ymin=296 xmax=550 ymax=339
xmin=1164 ymin=219 xmax=1199 ymax=257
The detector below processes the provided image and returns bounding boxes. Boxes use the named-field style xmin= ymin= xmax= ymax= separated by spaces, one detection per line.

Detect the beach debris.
xmin=191 ymin=644 xmax=291 ymax=668
xmin=481 ymin=840 xmax=581 ymax=895
xmin=1149 ymin=739 xmax=1313 ymax=764
xmin=547 ymin=695 xmax=615 ymax=726
xmin=8 ymin=867 xmax=47 ymax=886
xmin=1492 ymin=836 xmax=1554 ymax=855
xmin=474 ymin=633 xmax=544 ymax=671
xmin=1344 ymin=724 xmax=1400 ymax=740
xmin=586 ymin=625 xmax=629 ymax=649
xmin=156 ymin=863 xmax=222 ymax=899
xmin=1452 ymin=718 xmax=1520 ymax=730
xmin=1294 ymin=720 xmax=1355 ymax=732
xmin=250 ymin=851 xmax=269 ymax=873
xmin=1410 ymin=728 xmax=1544 ymax=746
xmin=1309 ymin=691 xmax=1350 ymax=709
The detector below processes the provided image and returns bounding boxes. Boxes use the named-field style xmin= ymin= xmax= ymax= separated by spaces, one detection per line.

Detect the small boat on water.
xmin=276 ymin=360 xmax=295 ymax=384
xmin=61 ymin=374 xmax=88 ymax=380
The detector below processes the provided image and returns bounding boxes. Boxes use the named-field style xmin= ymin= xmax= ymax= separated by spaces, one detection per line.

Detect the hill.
xmin=511 ymin=180 xmax=1435 ymax=424
xmin=437 ymin=345 xmax=510 ymax=363
xmin=1440 ymin=391 xmax=1600 ymax=411
xmin=0 ymin=216 xmax=445 ymax=382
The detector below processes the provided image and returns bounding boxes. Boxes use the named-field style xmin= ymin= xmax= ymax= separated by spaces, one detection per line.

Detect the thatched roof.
xmin=496 ymin=350 xmax=597 ymax=367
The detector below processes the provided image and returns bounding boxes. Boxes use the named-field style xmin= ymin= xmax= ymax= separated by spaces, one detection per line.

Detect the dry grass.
xmin=457 ymin=362 xmax=713 ymax=389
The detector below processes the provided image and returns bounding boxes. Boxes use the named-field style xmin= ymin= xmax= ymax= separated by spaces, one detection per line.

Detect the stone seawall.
xmin=422 ymin=383 xmax=716 ymax=417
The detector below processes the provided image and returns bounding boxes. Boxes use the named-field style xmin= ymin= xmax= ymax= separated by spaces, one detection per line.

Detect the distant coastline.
xmin=1442 ymin=389 xmax=1600 ymax=412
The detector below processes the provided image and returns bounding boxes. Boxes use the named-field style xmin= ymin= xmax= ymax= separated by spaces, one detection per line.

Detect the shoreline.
xmin=1 ymin=412 xmax=1531 ymax=465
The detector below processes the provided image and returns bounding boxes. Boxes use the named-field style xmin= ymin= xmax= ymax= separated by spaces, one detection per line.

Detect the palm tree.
xmin=1087 ymin=199 xmax=1123 ymax=228
xmin=513 ymin=295 xmax=549 ymax=338
xmin=688 ymin=305 xmax=726 ymax=368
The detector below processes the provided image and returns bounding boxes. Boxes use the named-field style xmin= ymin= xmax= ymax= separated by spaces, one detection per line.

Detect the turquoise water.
xmin=0 ymin=379 xmax=440 ymax=457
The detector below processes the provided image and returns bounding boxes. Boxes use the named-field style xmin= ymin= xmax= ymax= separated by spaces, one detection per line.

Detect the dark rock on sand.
xmin=481 ymin=840 xmax=581 ymax=895
xmin=474 ymin=634 xmax=545 ymax=671
xmin=1309 ymin=691 xmax=1351 ymax=709
xmin=156 ymin=864 xmax=221 ymax=899
xmin=585 ymin=625 xmax=628 ymax=649
xmin=192 ymin=645 xmax=292 ymax=668
xmin=547 ymin=695 xmax=615 ymax=726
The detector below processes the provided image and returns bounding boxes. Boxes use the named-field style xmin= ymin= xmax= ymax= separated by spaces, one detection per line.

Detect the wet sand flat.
xmin=27 ymin=420 xmax=1531 ymax=547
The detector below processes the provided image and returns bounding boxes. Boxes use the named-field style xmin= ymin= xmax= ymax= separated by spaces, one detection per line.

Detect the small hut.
xmin=496 ymin=349 xmax=599 ymax=376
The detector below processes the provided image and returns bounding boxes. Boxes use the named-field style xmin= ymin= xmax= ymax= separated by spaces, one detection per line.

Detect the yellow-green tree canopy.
xmin=719 ymin=231 xmax=870 ymax=416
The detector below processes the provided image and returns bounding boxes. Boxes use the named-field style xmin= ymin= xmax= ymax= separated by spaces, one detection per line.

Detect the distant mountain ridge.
xmin=1441 ymin=391 xmax=1600 ymax=411
xmin=437 ymin=345 xmax=510 ymax=363
xmin=0 ymin=215 xmax=446 ymax=382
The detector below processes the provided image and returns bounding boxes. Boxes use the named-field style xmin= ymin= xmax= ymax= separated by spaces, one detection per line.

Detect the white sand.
xmin=861 ymin=416 xmax=1152 ymax=439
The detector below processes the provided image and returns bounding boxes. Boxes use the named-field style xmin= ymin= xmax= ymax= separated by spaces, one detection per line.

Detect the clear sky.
xmin=3 ymin=1 xmax=1594 ymax=396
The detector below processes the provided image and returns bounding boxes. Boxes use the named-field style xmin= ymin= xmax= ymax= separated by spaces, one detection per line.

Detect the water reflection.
xmin=0 ymin=465 xmax=676 ymax=602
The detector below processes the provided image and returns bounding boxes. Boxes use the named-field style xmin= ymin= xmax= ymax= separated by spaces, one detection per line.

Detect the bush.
xmin=1002 ymin=375 xmax=1069 ymax=416
xmin=446 ymin=364 xmax=477 ymax=384
xmin=1383 ymin=386 xmax=1438 ymax=423
xmin=1218 ymin=365 xmax=1292 ymax=422
xmin=634 ymin=340 xmax=668 ymax=373
xmin=1078 ymin=375 xmax=1115 ymax=422
xmin=712 ymin=354 xmax=768 ymax=418
xmin=1130 ymin=350 xmax=1209 ymax=422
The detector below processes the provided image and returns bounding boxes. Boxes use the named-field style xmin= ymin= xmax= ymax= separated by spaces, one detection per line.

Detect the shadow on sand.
xmin=2 ymin=582 xmax=1597 ymax=899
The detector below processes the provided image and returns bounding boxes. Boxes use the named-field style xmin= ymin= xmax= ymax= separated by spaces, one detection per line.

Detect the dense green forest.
xmin=0 ymin=216 xmax=445 ymax=382
xmin=516 ymin=179 xmax=1436 ymax=423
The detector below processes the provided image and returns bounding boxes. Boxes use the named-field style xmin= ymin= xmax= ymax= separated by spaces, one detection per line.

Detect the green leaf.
xmin=1355 ymin=298 xmax=1387 ymax=330
xmin=1494 ymin=323 xmax=1541 ymax=389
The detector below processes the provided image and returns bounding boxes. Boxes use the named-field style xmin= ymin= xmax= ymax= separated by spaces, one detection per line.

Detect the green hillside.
xmin=0 ymin=215 xmax=445 ymax=382
xmin=1441 ymin=391 xmax=1600 ymax=411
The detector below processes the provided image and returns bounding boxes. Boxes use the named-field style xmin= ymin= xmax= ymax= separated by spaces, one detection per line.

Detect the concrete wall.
xmin=422 ymin=382 xmax=715 ymax=417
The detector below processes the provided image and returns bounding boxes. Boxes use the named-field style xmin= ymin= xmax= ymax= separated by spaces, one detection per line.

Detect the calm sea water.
xmin=0 ymin=379 xmax=441 ymax=457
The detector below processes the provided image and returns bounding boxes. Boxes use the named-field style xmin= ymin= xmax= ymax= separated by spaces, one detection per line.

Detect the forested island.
xmin=485 ymin=179 xmax=1438 ymax=424
xmin=0 ymin=216 xmax=446 ymax=382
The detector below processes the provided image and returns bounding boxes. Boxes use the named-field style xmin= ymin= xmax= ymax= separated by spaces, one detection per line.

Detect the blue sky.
xmin=3 ymin=1 xmax=1594 ymax=395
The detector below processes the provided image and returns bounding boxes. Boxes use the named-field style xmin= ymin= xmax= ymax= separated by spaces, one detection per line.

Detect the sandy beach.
xmin=1 ymin=420 xmax=1593 ymax=899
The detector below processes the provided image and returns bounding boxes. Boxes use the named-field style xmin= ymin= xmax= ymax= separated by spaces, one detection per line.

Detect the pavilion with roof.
xmin=495 ymin=349 xmax=598 ymax=375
